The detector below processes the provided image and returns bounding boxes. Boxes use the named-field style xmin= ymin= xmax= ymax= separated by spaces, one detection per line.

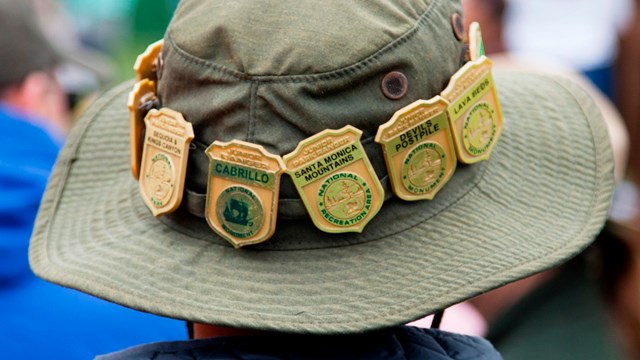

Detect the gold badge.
xmin=283 ymin=126 xmax=384 ymax=233
xmin=375 ymin=96 xmax=457 ymax=201
xmin=468 ymin=22 xmax=485 ymax=61
xmin=205 ymin=140 xmax=285 ymax=248
xmin=134 ymin=39 xmax=163 ymax=81
xmin=128 ymin=79 xmax=157 ymax=179
xmin=139 ymin=108 xmax=194 ymax=216
xmin=441 ymin=56 xmax=504 ymax=164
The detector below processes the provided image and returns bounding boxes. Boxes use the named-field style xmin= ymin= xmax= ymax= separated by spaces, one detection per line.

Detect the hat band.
xmin=127 ymin=27 xmax=504 ymax=248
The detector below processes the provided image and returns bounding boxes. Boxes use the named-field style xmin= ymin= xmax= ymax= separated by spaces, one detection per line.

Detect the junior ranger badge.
xmin=284 ymin=126 xmax=384 ymax=233
xmin=205 ymin=140 xmax=285 ymax=248
xmin=468 ymin=22 xmax=485 ymax=61
xmin=441 ymin=56 xmax=504 ymax=164
xmin=139 ymin=108 xmax=194 ymax=217
xmin=375 ymin=96 xmax=457 ymax=201
xmin=128 ymin=79 xmax=157 ymax=179
xmin=134 ymin=39 xmax=163 ymax=82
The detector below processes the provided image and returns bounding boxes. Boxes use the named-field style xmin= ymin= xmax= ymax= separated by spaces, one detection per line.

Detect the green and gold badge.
xmin=468 ymin=22 xmax=485 ymax=61
xmin=139 ymin=108 xmax=194 ymax=216
xmin=376 ymin=96 xmax=457 ymax=200
xmin=441 ymin=56 xmax=503 ymax=164
xmin=205 ymin=140 xmax=285 ymax=248
xmin=283 ymin=126 xmax=383 ymax=233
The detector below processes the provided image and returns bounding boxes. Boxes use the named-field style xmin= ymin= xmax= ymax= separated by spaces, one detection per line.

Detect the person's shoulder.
xmin=397 ymin=327 xmax=502 ymax=360
xmin=95 ymin=338 xmax=216 ymax=360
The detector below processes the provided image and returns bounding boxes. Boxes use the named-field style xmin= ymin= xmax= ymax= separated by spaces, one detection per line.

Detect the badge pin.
xmin=128 ymin=79 xmax=157 ymax=179
xmin=468 ymin=22 xmax=485 ymax=61
xmin=205 ymin=140 xmax=285 ymax=248
xmin=134 ymin=39 xmax=163 ymax=82
xmin=283 ymin=125 xmax=384 ymax=233
xmin=441 ymin=56 xmax=503 ymax=164
xmin=139 ymin=108 xmax=194 ymax=216
xmin=375 ymin=96 xmax=457 ymax=200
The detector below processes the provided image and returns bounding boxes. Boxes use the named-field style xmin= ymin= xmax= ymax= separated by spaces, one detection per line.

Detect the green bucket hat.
xmin=30 ymin=0 xmax=614 ymax=334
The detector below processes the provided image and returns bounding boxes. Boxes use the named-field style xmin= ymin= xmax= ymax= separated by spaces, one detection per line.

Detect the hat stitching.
xmin=164 ymin=0 xmax=448 ymax=82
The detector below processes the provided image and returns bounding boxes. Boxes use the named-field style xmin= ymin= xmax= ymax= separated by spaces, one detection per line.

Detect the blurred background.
xmin=2 ymin=0 xmax=640 ymax=359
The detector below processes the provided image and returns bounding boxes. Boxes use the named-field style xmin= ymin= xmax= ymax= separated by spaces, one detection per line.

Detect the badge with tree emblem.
xmin=375 ymin=96 xmax=457 ymax=201
xmin=139 ymin=108 xmax=194 ymax=216
xmin=128 ymin=79 xmax=157 ymax=179
xmin=441 ymin=56 xmax=504 ymax=164
xmin=284 ymin=126 xmax=384 ymax=233
xmin=205 ymin=140 xmax=285 ymax=248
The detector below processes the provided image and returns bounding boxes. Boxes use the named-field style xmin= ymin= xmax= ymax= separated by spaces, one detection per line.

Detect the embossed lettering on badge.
xmin=205 ymin=140 xmax=285 ymax=248
xmin=441 ymin=56 xmax=503 ymax=164
xmin=376 ymin=96 xmax=457 ymax=200
xmin=139 ymin=108 xmax=193 ymax=216
xmin=283 ymin=126 xmax=384 ymax=233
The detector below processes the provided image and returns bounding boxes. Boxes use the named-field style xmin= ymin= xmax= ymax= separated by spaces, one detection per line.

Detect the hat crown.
xmin=158 ymin=0 xmax=465 ymax=196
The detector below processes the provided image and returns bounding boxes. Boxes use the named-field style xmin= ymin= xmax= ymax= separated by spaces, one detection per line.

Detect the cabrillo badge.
xmin=139 ymin=108 xmax=194 ymax=217
xmin=128 ymin=79 xmax=157 ymax=179
xmin=205 ymin=141 xmax=285 ymax=248
xmin=284 ymin=126 xmax=384 ymax=233
xmin=375 ymin=96 xmax=457 ymax=201
xmin=441 ymin=56 xmax=503 ymax=164
xmin=134 ymin=39 xmax=163 ymax=82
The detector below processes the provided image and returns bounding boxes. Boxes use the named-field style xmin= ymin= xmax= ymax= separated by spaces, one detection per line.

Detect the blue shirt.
xmin=0 ymin=104 xmax=187 ymax=359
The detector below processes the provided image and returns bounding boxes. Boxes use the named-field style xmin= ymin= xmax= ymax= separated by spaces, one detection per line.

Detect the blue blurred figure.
xmin=0 ymin=0 xmax=186 ymax=358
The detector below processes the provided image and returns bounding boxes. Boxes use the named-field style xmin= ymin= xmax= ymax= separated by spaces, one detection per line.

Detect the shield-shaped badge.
xmin=134 ymin=39 xmax=163 ymax=82
xmin=205 ymin=140 xmax=285 ymax=248
xmin=284 ymin=125 xmax=384 ymax=233
xmin=139 ymin=108 xmax=194 ymax=217
xmin=375 ymin=96 xmax=457 ymax=201
xmin=128 ymin=79 xmax=157 ymax=179
xmin=441 ymin=56 xmax=504 ymax=164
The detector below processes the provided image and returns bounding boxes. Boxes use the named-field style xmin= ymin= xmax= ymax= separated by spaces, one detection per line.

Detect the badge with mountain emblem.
xmin=441 ymin=56 xmax=503 ymax=164
xmin=139 ymin=108 xmax=193 ymax=217
xmin=205 ymin=140 xmax=285 ymax=248
xmin=283 ymin=126 xmax=384 ymax=233
xmin=376 ymin=96 xmax=457 ymax=200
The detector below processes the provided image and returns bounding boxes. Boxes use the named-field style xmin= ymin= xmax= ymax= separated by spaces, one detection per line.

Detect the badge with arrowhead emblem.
xmin=284 ymin=126 xmax=384 ymax=233
xmin=441 ymin=56 xmax=503 ymax=164
xmin=128 ymin=79 xmax=157 ymax=179
xmin=205 ymin=140 xmax=285 ymax=248
xmin=134 ymin=39 xmax=163 ymax=82
xmin=376 ymin=96 xmax=457 ymax=200
xmin=139 ymin=108 xmax=194 ymax=216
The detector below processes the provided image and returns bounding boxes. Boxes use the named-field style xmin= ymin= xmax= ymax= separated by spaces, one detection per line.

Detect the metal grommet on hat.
xmin=381 ymin=71 xmax=408 ymax=100
xmin=451 ymin=13 xmax=465 ymax=41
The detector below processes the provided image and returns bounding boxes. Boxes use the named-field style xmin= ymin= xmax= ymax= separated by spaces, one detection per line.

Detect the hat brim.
xmin=30 ymin=71 xmax=614 ymax=334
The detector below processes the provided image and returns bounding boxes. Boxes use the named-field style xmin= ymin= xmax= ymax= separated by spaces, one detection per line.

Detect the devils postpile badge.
xmin=376 ymin=96 xmax=457 ymax=201
xmin=283 ymin=126 xmax=384 ymax=233
xmin=128 ymin=79 xmax=157 ymax=179
xmin=441 ymin=56 xmax=504 ymax=164
xmin=139 ymin=108 xmax=194 ymax=217
xmin=205 ymin=140 xmax=285 ymax=248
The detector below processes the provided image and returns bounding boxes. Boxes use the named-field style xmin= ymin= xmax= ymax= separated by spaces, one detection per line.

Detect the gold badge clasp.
xmin=139 ymin=108 xmax=194 ymax=216
xmin=205 ymin=140 xmax=285 ymax=248
xmin=376 ymin=96 xmax=457 ymax=200
xmin=284 ymin=126 xmax=384 ymax=233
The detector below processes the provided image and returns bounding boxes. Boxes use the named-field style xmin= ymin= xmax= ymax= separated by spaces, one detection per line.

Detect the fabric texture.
xmin=0 ymin=104 xmax=187 ymax=359
xmin=97 ymin=326 xmax=502 ymax=360
xmin=29 ymin=0 xmax=615 ymax=334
